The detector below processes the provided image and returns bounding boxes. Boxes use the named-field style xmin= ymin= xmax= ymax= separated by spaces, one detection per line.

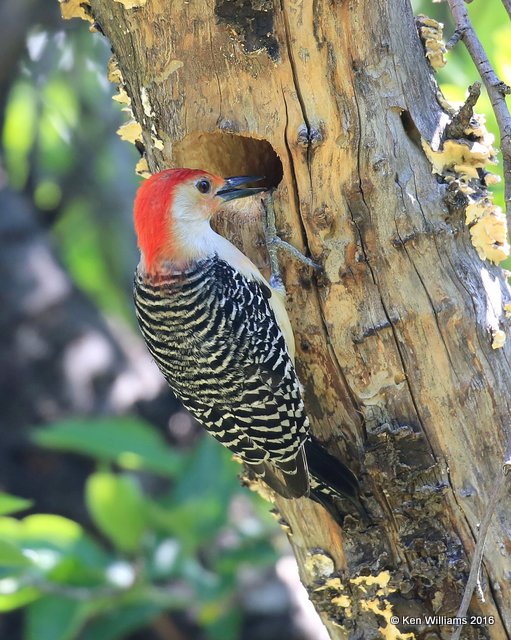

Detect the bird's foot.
xmin=262 ymin=191 xmax=322 ymax=291
xmin=266 ymin=235 xmax=322 ymax=271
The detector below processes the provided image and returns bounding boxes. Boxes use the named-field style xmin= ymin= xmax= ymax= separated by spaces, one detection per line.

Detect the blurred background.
xmin=0 ymin=1 xmax=508 ymax=639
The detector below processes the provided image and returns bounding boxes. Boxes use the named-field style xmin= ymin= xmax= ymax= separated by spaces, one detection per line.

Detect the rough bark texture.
xmin=86 ymin=1 xmax=511 ymax=638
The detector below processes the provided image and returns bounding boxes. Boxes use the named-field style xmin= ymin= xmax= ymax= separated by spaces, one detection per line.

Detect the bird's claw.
xmin=261 ymin=192 xmax=321 ymax=292
xmin=267 ymin=235 xmax=322 ymax=271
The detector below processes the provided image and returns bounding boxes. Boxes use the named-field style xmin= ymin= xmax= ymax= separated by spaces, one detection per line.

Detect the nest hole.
xmin=174 ymin=132 xmax=283 ymax=190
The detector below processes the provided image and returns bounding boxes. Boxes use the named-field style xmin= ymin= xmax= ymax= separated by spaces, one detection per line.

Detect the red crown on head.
xmin=133 ymin=168 xmax=211 ymax=271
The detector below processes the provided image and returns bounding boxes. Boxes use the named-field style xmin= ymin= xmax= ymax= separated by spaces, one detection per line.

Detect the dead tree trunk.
xmin=67 ymin=0 xmax=511 ymax=637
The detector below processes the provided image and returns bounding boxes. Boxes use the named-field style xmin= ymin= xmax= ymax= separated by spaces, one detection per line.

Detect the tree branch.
xmin=444 ymin=81 xmax=481 ymax=139
xmin=446 ymin=0 xmax=511 ymax=239
xmin=445 ymin=28 xmax=463 ymax=50
xmin=451 ymin=463 xmax=511 ymax=640
xmin=444 ymin=6 xmax=511 ymax=626
xmin=501 ymin=0 xmax=511 ymax=22
xmin=443 ymin=9 xmax=511 ymax=628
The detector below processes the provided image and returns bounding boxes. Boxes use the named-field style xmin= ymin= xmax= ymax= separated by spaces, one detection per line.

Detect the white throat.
xmin=173 ymin=217 xmax=223 ymax=261
xmin=169 ymin=186 xmax=264 ymax=282
xmin=162 ymin=190 xmax=297 ymax=360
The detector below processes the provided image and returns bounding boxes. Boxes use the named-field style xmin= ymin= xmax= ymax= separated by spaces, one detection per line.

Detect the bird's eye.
xmin=196 ymin=179 xmax=211 ymax=194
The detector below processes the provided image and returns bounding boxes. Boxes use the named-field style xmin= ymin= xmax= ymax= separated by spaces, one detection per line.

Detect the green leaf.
xmin=0 ymin=515 xmax=109 ymax=584
xmin=170 ymin=437 xmax=238 ymax=504
xmin=37 ymin=77 xmax=79 ymax=176
xmin=0 ymin=539 xmax=33 ymax=568
xmin=53 ymin=198 xmax=125 ymax=317
xmin=2 ymin=81 xmax=38 ymax=188
xmin=206 ymin=607 xmax=243 ymax=640
xmin=149 ymin=499 xmax=222 ymax=553
xmin=0 ymin=492 xmax=33 ymax=516
xmin=0 ymin=514 xmax=84 ymax=554
xmin=86 ymin=473 xmax=147 ymax=553
xmin=213 ymin=537 xmax=276 ymax=575
xmin=80 ymin=603 xmax=165 ymax=640
xmin=0 ymin=585 xmax=41 ymax=612
xmin=26 ymin=596 xmax=89 ymax=640
xmin=33 ymin=417 xmax=184 ymax=477
xmin=161 ymin=439 xmax=240 ymax=548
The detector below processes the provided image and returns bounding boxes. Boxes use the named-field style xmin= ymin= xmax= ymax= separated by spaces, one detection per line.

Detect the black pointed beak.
xmin=216 ymin=175 xmax=267 ymax=202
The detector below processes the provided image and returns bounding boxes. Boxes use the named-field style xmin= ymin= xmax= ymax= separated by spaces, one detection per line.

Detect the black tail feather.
xmin=304 ymin=437 xmax=369 ymax=523
xmin=243 ymin=437 xmax=368 ymax=523
xmin=262 ymin=447 xmax=310 ymax=499
xmin=304 ymin=436 xmax=359 ymax=499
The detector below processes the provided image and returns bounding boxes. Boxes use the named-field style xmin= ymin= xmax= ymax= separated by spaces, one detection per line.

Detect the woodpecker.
xmin=133 ymin=168 xmax=359 ymax=508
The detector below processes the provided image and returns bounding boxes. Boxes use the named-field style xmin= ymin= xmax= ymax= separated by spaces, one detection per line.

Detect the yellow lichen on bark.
xmin=311 ymin=570 xmax=416 ymax=638
xmin=107 ymin=56 xmax=124 ymax=85
xmin=422 ymin=110 xmax=509 ymax=264
xmin=422 ymin=135 xmax=496 ymax=180
xmin=360 ymin=599 xmax=415 ymax=640
xmin=114 ymin=0 xmax=147 ymax=8
xmin=116 ymin=120 xmax=143 ymax=144
xmin=59 ymin=0 xmax=93 ymax=22
xmin=350 ymin=572 xmax=392 ymax=591
xmin=331 ymin=593 xmax=352 ymax=612
xmin=470 ymin=208 xmax=509 ymax=264
xmin=492 ymin=329 xmax=506 ymax=349
xmin=351 ymin=573 xmax=415 ymax=640
xmin=140 ymin=88 xmax=155 ymax=118
xmin=135 ymin=157 xmax=151 ymax=179
xmin=153 ymin=60 xmax=184 ymax=84
xmin=106 ymin=55 xmax=146 ymax=152
xmin=416 ymin=15 xmax=447 ymax=70
xmin=112 ymin=87 xmax=131 ymax=106
xmin=304 ymin=551 xmax=336 ymax=579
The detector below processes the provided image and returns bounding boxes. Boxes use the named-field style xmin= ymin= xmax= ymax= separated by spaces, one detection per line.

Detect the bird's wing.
xmin=183 ymin=259 xmax=310 ymax=494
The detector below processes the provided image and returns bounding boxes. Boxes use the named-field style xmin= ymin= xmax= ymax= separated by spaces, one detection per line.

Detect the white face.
xmin=157 ymin=173 xmax=263 ymax=266
xmin=166 ymin=178 xmax=223 ymax=263
xmin=171 ymin=176 xmax=222 ymax=224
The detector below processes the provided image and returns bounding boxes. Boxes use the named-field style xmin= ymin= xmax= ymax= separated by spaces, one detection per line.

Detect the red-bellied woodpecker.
xmin=133 ymin=168 xmax=359 ymax=510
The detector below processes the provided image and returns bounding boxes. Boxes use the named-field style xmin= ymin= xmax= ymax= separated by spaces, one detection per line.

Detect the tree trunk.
xmin=75 ymin=0 xmax=511 ymax=637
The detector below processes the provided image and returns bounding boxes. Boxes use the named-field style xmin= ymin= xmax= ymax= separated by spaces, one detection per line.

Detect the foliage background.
xmin=0 ymin=1 xmax=509 ymax=639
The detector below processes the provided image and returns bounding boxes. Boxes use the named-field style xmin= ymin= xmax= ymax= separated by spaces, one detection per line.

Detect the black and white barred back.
xmin=134 ymin=255 xmax=311 ymax=497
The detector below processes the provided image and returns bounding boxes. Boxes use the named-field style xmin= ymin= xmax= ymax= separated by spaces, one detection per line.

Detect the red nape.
xmin=133 ymin=168 xmax=207 ymax=272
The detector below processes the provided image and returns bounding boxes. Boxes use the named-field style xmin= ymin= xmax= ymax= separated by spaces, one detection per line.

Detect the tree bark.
xmin=81 ymin=0 xmax=511 ymax=638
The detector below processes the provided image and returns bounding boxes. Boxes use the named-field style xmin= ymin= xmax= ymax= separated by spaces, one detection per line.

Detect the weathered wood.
xmin=82 ymin=0 xmax=511 ymax=637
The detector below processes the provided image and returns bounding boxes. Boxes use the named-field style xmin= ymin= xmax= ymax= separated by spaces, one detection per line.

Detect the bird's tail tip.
xmin=305 ymin=436 xmax=369 ymax=523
